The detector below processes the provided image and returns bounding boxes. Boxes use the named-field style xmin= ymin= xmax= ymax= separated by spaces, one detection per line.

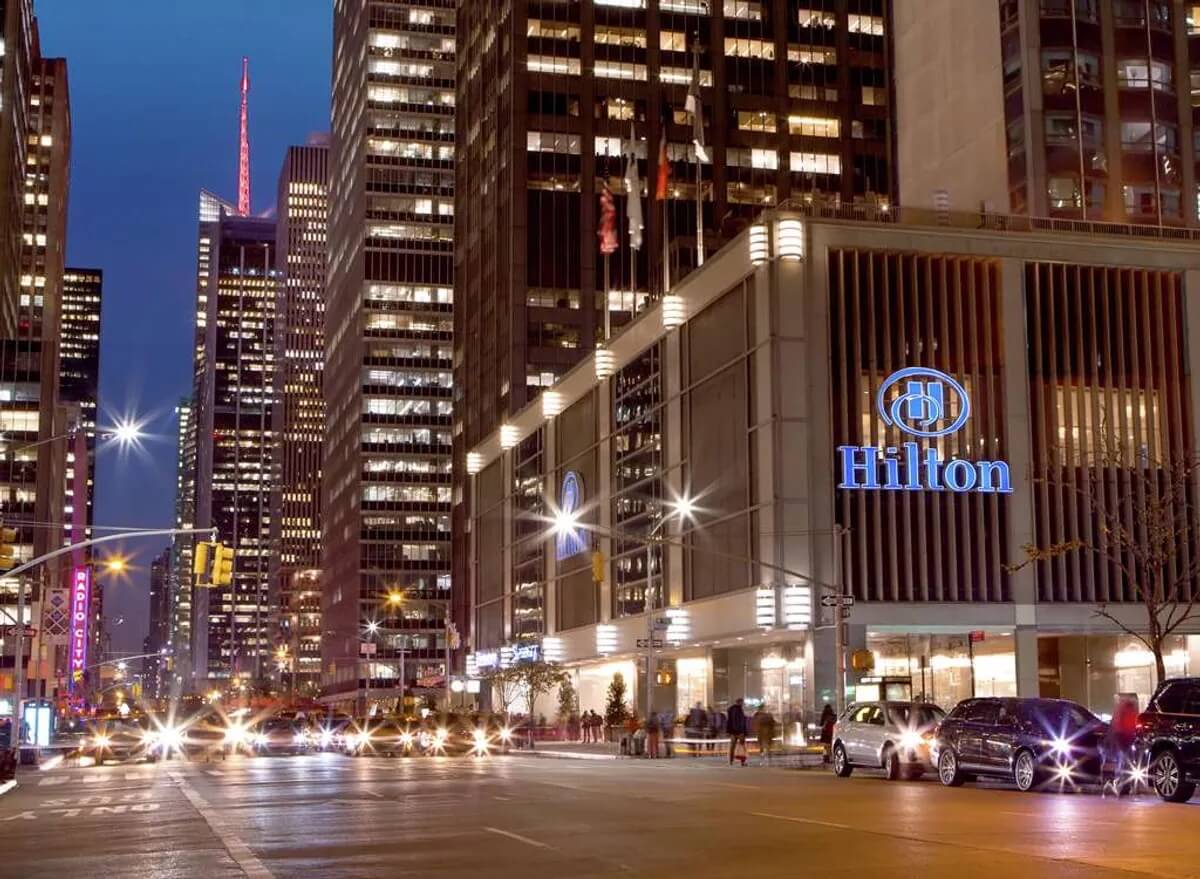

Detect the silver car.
xmin=831 ymin=701 xmax=945 ymax=780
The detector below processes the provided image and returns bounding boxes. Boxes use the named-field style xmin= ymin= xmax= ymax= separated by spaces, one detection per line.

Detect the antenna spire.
xmin=238 ymin=56 xmax=250 ymax=216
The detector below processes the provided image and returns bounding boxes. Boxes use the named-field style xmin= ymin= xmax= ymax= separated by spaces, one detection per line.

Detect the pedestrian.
xmin=708 ymin=705 xmax=725 ymax=752
xmin=659 ymin=709 xmax=674 ymax=757
xmin=819 ymin=703 xmax=836 ymax=761
xmin=754 ymin=706 xmax=778 ymax=764
xmin=645 ymin=712 xmax=661 ymax=758
xmin=1103 ymin=695 xmax=1139 ymax=797
xmin=686 ymin=701 xmax=707 ymax=756
xmin=590 ymin=710 xmax=603 ymax=743
xmin=727 ymin=698 xmax=748 ymax=766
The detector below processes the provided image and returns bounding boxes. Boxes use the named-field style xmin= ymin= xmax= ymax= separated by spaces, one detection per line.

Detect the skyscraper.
xmin=272 ymin=137 xmax=328 ymax=696
xmin=144 ymin=546 xmax=172 ymax=701
xmin=60 ymin=267 xmax=102 ymax=547
xmin=452 ymin=0 xmax=894 ymax=650
xmin=896 ymin=0 xmax=1200 ymax=225
xmin=324 ymin=0 xmax=455 ymax=711
xmin=169 ymin=399 xmax=195 ymax=695
xmin=0 ymin=0 xmax=33 ymax=338
xmin=191 ymin=214 xmax=278 ymax=685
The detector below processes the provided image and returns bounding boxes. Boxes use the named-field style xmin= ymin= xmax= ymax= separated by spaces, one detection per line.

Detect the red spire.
xmin=238 ymin=56 xmax=250 ymax=216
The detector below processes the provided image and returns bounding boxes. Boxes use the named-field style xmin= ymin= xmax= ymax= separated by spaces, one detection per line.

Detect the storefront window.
xmin=675 ymin=656 xmax=708 ymax=717
xmin=867 ymin=633 xmax=1016 ymax=710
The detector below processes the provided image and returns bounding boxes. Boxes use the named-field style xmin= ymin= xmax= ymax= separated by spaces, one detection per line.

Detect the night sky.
xmin=37 ymin=2 xmax=331 ymax=653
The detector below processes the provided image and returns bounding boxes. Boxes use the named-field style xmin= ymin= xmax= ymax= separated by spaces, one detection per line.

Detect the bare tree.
xmin=1012 ymin=441 xmax=1200 ymax=683
xmin=485 ymin=666 xmax=524 ymax=716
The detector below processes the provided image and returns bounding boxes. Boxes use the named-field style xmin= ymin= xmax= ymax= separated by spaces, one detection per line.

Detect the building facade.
xmin=453 ymin=0 xmax=894 ymax=659
xmin=144 ymin=546 xmax=172 ymax=702
xmin=60 ymin=267 xmax=101 ymax=549
xmin=191 ymin=214 xmax=278 ymax=685
xmin=465 ymin=208 xmax=1200 ymax=727
xmin=168 ymin=399 xmax=195 ymax=696
xmin=897 ymin=0 xmax=1200 ymax=225
xmin=273 ymin=139 xmax=329 ymax=697
xmin=0 ymin=0 xmax=33 ymax=339
xmin=323 ymin=0 xmax=456 ymax=710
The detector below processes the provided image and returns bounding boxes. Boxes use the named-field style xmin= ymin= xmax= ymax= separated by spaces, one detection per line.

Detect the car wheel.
xmin=1013 ymin=749 xmax=1039 ymax=792
xmin=938 ymin=748 xmax=965 ymax=787
xmin=1152 ymin=750 xmax=1197 ymax=803
xmin=884 ymin=746 xmax=902 ymax=781
xmin=832 ymin=743 xmax=853 ymax=777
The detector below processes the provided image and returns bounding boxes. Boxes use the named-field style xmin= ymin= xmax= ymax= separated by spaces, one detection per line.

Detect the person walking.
xmin=645 ymin=712 xmax=661 ymax=759
xmin=819 ymin=703 xmax=836 ymax=762
xmin=708 ymin=705 xmax=724 ymax=752
xmin=1103 ymin=696 xmax=1139 ymax=796
xmin=685 ymin=702 xmax=707 ymax=756
xmin=754 ymin=706 xmax=778 ymax=764
xmin=727 ymin=698 xmax=748 ymax=766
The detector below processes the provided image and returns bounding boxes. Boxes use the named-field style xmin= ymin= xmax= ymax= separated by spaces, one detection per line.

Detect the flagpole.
xmin=604 ymin=252 xmax=611 ymax=342
xmin=691 ymin=37 xmax=705 ymax=269
xmin=695 ymin=158 xmax=704 ymax=268
xmin=662 ymin=197 xmax=670 ymax=294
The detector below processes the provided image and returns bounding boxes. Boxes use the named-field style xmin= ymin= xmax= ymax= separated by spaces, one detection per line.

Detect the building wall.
xmin=324 ymin=0 xmax=455 ymax=709
xmin=892 ymin=0 xmax=1009 ymax=212
xmin=467 ymin=211 xmax=1200 ymax=719
xmin=0 ymin=0 xmax=32 ymax=339
xmin=273 ymin=141 xmax=328 ymax=697
xmin=453 ymin=0 xmax=897 ymax=665
xmin=192 ymin=215 xmax=278 ymax=684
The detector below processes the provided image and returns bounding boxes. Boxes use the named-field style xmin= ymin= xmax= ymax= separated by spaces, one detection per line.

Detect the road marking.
xmin=492 ymin=795 xmax=513 ymax=801
xmin=170 ymin=770 xmax=274 ymax=879
xmin=483 ymin=826 xmax=554 ymax=849
xmin=0 ymin=780 xmax=16 ymax=797
xmin=706 ymin=781 xmax=759 ymax=790
xmin=750 ymin=811 xmax=853 ymax=830
xmin=363 ymin=788 xmax=384 ymax=798
xmin=206 ymin=770 xmax=226 ymax=777
xmin=37 ymin=777 xmax=69 ymax=787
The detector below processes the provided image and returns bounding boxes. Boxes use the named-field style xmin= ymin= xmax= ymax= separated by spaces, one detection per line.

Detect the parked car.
xmin=1133 ymin=677 xmax=1200 ymax=802
xmin=831 ymin=701 xmax=945 ymax=780
xmin=343 ymin=718 xmax=418 ymax=757
xmin=311 ymin=715 xmax=353 ymax=752
xmin=934 ymin=697 xmax=1106 ymax=792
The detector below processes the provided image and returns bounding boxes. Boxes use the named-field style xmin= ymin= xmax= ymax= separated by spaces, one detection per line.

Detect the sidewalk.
xmin=511 ymin=740 xmax=826 ymax=769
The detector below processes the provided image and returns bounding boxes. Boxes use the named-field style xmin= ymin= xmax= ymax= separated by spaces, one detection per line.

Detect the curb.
xmin=0 ymin=779 xmax=17 ymax=798
xmin=508 ymin=749 xmax=620 ymax=761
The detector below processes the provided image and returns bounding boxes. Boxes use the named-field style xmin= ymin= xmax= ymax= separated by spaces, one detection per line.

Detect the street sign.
xmin=636 ymin=639 xmax=665 ymax=649
xmin=821 ymin=595 xmax=855 ymax=608
xmin=359 ymin=642 xmax=377 ymax=656
xmin=969 ymin=630 xmax=986 ymax=643
xmin=3 ymin=625 xmax=36 ymax=638
xmin=651 ymin=617 xmax=670 ymax=632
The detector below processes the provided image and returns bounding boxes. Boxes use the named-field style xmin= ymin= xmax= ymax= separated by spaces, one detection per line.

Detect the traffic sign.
xmin=3 ymin=625 xmax=36 ymax=638
xmin=636 ymin=639 xmax=665 ymax=649
xmin=359 ymin=642 xmax=377 ymax=656
xmin=820 ymin=595 xmax=855 ymax=608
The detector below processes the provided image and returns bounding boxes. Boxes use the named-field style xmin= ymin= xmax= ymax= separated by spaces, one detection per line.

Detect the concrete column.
xmin=501 ymin=450 xmax=514 ymax=643
xmin=811 ymin=623 xmax=866 ymax=709
xmin=664 ymin=329 xmax=685 ymax=606
xmin=1184 ymin=271 xmax=1200 ymax=466
xmin=596 ymin=378 xmax=614 ymax=623
xmin=543 ymin=419 xmax=558 ymax=635
xmin=1015 ymin=625 xmax=1039 ymax=698
xmin=999 ymin=258 xmax=1037 ymax=610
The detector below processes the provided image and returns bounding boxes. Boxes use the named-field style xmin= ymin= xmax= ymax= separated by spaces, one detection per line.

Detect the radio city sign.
xmin=69 ymin=565 xmax=92 ymax=689
xmin=837 ymin=367 xmax=1012 ymax=494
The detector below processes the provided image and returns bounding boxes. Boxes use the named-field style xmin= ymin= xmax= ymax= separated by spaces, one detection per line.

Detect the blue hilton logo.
xmin=837 ymin=367 xmax=1012 ymax=494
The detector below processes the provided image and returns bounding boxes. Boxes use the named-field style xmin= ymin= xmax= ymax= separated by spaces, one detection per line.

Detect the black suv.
xmin=1133 ymin=677 xmax=1200 ymax=803
xmin=934 ymin=697 xmax=1106 ymax=792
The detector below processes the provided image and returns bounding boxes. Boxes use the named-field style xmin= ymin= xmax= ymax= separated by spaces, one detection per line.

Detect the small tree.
xmin=557 ymin=675 xmax=578 ymax=722
xmin=513 ymin=661 xmax=569 ymax=719
xmin=605 ymin=672 xmax=629 ymax=727
xmin=486 ymin=667 xmax=524 ymax=717
xmin=1011 ymin=441 xmax=1200 ymax=684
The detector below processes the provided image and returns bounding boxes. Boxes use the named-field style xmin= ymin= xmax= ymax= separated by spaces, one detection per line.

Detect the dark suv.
xmin=1133 ymin=677 xmax=1200 ymax=803
xmin=934 ymin=697 xmax=1106 ymax=792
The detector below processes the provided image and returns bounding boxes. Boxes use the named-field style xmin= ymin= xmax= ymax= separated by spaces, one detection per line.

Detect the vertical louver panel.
xmin=830 ymin=248 xmax=1008 ymax=603
xmin=1026 ymin=263 xmax=1194 ymax=603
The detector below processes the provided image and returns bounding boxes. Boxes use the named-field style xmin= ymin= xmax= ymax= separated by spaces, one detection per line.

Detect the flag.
xmin=685 ymin=44 xmax=709 ymax=163
xmin=598 ymin=185 xmax=618 ymax=255
xmin=624 ymin=124 xmax=644 ymax=251
xmin=655 ymin=102 xmax=670 ymax=200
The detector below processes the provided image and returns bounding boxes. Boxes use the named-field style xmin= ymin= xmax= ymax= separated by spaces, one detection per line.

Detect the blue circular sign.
xmin=875 ymin=367 xmax=970 ymax=438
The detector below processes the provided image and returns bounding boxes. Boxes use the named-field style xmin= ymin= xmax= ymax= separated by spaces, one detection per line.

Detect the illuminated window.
xmin=724 ymin=37 xmax=774 ymax=59
xmin=528 ymin=55 xmax=581 ymax=76
xmin=848 ymin=14 xmax=885 ymax=35
xmin=789 ymin=152 xmax=841 ymax=175
xmin=596 ymin=61 xmax=648 ymax=81
xmin=594 ymin=26 xmax=646 ymax=48
xmin=738 ymin=110 xmax=777 ymax=133
xmin=797 ymin=7 xmax=835 ymax=27
xmin=787 ymin=115 xmax=839 ymax=137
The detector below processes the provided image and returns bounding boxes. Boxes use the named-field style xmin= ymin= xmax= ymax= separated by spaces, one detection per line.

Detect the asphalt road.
xmin=2 ymin=752 xmax=1199 ymax=878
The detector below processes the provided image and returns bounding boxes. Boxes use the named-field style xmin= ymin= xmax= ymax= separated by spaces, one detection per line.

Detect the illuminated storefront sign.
xmin=837 ymin=368 xmax=1012 ymax=494
xmin=511 ymin=641 xmax=542 ymax=664
xmin=555 ymin=470 xmax=588 ymax=559
xmin=69 ymin=566 xmax=92 ymax=690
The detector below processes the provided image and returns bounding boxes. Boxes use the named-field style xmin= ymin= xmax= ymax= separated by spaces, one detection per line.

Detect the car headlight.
xmin=253 ymin=733 xmax=268 ymax=747
xmin=899 ymin=730 xmax=925 ymax=750
xmin=1045 ymin=737 xmax=1071 ymax=757
xmin=293 ymin=732 xmax=310 ymax=745
xmin=400 ymin=732 xmax=414 ymax=746
xmin=434 ymin=728 xmax=448 ymax=744
xmin=160 ymin=727 xmax=184 ymax=749
xmin=319 ymin=730 xmax=333 ymax=746
xmin=224 ymin=726 xmax=246 ymax=745
xmin=499 ymin=727 xmax=513 ymax=742
xmin=92 ymin=734 xmax=111 ymax=748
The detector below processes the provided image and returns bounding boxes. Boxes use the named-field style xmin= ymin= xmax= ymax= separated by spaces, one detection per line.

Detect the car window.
xmin=886 ymin=706 xmax=910 ymax=726
xmin=1155 ymin=682 xmax=1186 ymax=714
xmin=961 ymin=701 xmax=1000 ymax=724
xmin=1181 ymin=685 xmax=1200 ymax=716
xmin=867 ymin=707 xmax=885 ymax=726
xmin=914 ymin=706 xmax=945 ymax=726
xmin=850 ymin=705 xmax=876 ymax=724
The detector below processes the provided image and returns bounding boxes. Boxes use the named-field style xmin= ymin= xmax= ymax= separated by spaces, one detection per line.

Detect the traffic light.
xmin=212 ymin=543 xmax=235 ymax=586
xmin=591 ymin=550 xmax=606 ymax=584
xmin=192 ymin=541 xmax=211 ymax=577
xmin=0 ymin=527 xmax=16 ymax=572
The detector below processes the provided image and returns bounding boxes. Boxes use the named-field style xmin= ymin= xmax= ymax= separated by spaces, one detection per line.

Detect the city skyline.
xmin=34 ymin=2 xmax=331 ymax=654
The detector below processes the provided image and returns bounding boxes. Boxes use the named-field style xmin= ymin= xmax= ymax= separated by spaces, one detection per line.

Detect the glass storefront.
xmin=867 ymin=633 xmax=1016 ymax=710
